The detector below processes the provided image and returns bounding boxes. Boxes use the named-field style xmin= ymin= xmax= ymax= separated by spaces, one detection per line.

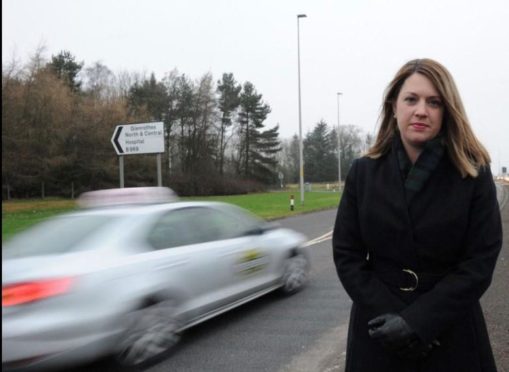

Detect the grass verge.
xmin=2 ymin=192 xmax=341 ymax=241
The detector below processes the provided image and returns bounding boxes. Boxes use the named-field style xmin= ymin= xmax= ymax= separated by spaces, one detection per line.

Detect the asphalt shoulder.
xmin=482 ymin=184 xmax=509 ymax=372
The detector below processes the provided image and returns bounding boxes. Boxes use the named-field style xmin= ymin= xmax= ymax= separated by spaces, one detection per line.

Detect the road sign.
xmin=111 ymin=122 xmax=165 ymax=155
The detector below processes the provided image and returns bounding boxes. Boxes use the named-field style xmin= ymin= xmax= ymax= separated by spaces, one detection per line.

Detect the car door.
xmin=140 ymin=208 xmax=226 ymax=317
xmin=143 ymin=206 xmax=255 ymax=318
xmin=191 ymin=205 xmax=280 ymax=302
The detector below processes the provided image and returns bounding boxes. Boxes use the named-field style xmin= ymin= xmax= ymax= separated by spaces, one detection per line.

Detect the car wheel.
xmin=115 ymin=299 xmax=181 ymax=369
xmin=280 ymin=253 xmax=309 ymax=294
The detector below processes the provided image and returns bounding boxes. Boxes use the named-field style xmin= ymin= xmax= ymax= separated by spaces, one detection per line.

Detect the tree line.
xmin=2 ymin=48 xmax=370 ymax=199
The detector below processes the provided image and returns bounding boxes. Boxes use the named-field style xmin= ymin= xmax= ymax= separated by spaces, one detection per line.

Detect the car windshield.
xmin=3 ymin=214 xmax=119 ymax=258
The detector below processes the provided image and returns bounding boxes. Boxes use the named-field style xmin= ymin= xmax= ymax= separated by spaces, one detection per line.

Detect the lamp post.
xmin=337 ymin=92 xmax=342 ymax=191
xmin=297 ymin=13 xmax=307 ymax=205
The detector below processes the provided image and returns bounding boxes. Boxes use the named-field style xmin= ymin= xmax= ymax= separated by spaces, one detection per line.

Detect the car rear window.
xmin=3 ymin=215 xmax=117 ymax=258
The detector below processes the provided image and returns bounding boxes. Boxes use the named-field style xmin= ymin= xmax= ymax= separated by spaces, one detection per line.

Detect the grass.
xmin=186 ymin=191 xmax=340 ymax=219
xmin=2 ymin=191 xmax=341 ymax=241
xmin=2 ymin=198 xmax=79 ymax=241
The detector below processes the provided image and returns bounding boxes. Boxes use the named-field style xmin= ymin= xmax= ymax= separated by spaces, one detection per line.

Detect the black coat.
xmin=332 ymin=147 xmax=502 ymax=372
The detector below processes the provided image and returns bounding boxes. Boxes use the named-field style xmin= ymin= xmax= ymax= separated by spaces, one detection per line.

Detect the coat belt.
xmin=375 ymin=267 xmax=446 ymax=292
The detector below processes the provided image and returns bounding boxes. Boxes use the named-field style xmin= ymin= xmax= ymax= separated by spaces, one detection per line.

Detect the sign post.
xmin=111 ymin=122 xmax=165 ymax=187
xmin=119 ymin=156 xmax=124 ymax=188
xmin=156 ymin=154 xmax=162 ymax=187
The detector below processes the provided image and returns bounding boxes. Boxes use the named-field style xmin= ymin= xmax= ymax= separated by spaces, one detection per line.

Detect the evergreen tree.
xmin=304 ymin=120 xmax=337 ymax=182
xmin=188 ymin=73 xmax=217 ymax=175
xmin=252 ymin=124 xmax=281 ymax=184
xmin=216 ymin=73 xmax=241 ymax=174
xmin=237 ymin=82 xmax=271 ymax=179
xmin=173 ymin=74 xmax=196 ymax=174
xmin=128 ymin=73 xmax=169 ymax=121
xmin=47 ymin=50 xmax=83 ymax=92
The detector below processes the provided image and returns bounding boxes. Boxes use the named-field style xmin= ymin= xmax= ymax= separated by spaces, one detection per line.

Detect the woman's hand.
xmin=368 ymin=313 xmax=415 ymax=350
xmin=368 ymin=313 xmax=435 ymax=359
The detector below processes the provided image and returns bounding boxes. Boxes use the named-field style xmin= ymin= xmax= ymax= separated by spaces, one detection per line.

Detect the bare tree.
xmin=83 ymin=61 xmax=114 ymax=100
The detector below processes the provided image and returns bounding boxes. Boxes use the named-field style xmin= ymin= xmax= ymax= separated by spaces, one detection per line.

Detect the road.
xmin=482 ymin=183 xmax=509 ymax=372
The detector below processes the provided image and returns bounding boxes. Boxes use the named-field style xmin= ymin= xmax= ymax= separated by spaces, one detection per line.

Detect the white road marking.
xmin=304 ymin=230 xmax=333 ymax=247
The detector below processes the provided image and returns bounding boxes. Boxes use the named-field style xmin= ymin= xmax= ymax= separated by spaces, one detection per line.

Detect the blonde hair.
xmin=366 ymin=58 xmax=490 ymax=178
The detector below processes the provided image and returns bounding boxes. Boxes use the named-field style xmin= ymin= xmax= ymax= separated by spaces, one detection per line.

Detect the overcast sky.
xmin=3 ymin=0 xmax=509 ymax=174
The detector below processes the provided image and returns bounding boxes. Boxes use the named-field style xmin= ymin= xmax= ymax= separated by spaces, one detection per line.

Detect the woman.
xmin=332 ymin=58 xmax=502 ymax=371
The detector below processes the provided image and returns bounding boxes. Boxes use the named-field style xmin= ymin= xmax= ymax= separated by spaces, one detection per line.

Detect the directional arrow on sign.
xmin=111 ymin=122 xmax=165 ymax=156
xmin=112 ymin=126 xmax=124 ymax=154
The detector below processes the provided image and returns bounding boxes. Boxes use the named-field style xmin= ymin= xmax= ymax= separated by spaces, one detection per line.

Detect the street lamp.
xmin=297 ymin=14 xmax=307 ymax=205
xmin=337 ymin=92 xmax=342 ymax=191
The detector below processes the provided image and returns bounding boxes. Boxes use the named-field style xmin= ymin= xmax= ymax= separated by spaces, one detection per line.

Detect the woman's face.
xmin=393 ymin=73 xmax=444 ymax=152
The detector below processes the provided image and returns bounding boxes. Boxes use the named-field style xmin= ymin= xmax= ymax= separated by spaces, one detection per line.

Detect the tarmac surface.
xmin=482 ymin=183 xmax=509 ymax=372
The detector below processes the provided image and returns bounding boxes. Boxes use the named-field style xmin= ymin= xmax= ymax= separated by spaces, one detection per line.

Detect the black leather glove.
xmin=368 ymin=313 xmax=439 ymax=360
xmin=368 ymin=313 xmax=417 ymax=352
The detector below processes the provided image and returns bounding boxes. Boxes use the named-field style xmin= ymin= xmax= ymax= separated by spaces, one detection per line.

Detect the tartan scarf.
xmin=395 ymin=134 xmax=445 ymax=203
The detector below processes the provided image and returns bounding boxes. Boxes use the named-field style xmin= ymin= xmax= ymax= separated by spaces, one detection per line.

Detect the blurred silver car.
xmin=2 ymin=188 xmax=309 ymax=370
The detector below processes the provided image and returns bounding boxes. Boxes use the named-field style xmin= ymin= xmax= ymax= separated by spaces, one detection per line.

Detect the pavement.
xmin=483 ymin=183 xmax=509 ymax=372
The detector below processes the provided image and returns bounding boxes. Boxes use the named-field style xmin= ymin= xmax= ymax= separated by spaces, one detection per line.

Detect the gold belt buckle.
xmin=400 ymin=269 xmax=418 ymax=291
